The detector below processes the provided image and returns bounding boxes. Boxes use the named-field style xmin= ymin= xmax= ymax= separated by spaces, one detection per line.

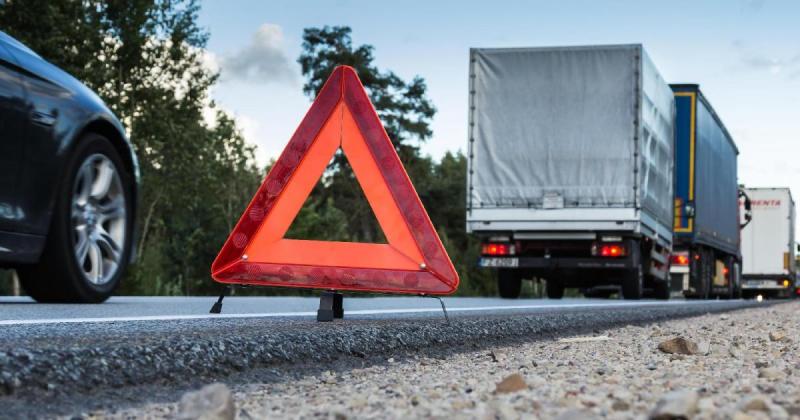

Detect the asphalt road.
xmin=0 ymin=295 xmax=775 ymax=418
xmin=0 ymin=295 xmax=763 ymax=324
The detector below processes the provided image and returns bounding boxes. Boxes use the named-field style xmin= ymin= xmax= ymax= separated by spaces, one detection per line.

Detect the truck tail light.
xmin=671 ymin=252 xmax=690 ymax=266
xmin=671 ymin=253 xmax=689 ymax=267
xmin=591 ymin=242 xmax=626 ymax=257
xmin=482 ymin=243 xmax=515 ymax=256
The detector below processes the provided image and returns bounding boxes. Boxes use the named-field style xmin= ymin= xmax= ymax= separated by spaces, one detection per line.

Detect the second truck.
xmin=668 ymin=85 xmax=746 ymax=299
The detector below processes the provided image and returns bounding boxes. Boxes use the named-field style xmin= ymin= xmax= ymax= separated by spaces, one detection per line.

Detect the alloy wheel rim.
xmin=71 ymin=154 xmax=126 ymax=286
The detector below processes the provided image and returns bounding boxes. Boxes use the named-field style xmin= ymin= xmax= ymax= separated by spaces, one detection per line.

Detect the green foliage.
xmin=299 ymin=26 xmax=435 ymax=151
xmin=0 ymin=270 xmax=12 ymax=295
xmin=0 ymin=6 xmax=496 ymax=297
xmin=297 ymin=26 xmax=437 ymax=243
xmin=285 ymin=197 xmax=352 ymax=242
xmin=0 ymin=0 xmax=261 ymax=296
xmin=296 ymin=26 xmax=493 ymax=296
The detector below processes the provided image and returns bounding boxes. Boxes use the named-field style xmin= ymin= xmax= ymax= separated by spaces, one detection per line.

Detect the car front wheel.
xmin=19 ymin=133 xmax=133 ymax=303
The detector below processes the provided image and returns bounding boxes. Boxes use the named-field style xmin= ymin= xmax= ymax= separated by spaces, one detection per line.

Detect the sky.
xmin=198 ymin=0 xmax=800 ymax=201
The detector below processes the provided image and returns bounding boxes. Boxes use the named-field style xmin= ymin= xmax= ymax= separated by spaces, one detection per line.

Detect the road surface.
xmin=0 ymin=295 xmax=761 ymax=324
xmin=0 ymin=295 xmax=773 ymax=418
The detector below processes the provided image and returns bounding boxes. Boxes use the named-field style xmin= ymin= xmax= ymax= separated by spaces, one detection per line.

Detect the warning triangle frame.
xmin=211 ymin=66 xmax=459 ymax=295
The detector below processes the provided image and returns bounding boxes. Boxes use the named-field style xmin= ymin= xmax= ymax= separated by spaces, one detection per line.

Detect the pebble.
xmin=658 ymin=337 xmax=700 ymax=355
xmin=495 ymin=373 xmax=527 ymax=394
xmin=769 ymin=331 xmax=786 ymax=342
xmin=649 ymin=389 xmax=699 ymax=419
xmin=611 ymin=398 xmax=630 ymax=411
xmin=757 ymin=367 xmax=785 ymax=380
xmin=176 ymin=383 xmax=235 ymax=420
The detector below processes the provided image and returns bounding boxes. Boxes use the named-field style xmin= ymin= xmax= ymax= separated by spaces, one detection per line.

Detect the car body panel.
xmin=0 ymin=30 xmax=139 ymax=265
xmin=0 ymin=42 xmax=28 ymax=233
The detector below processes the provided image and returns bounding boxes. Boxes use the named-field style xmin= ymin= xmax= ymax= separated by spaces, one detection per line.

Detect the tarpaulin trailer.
xmin=669 ymin=85 xmax=744 ymax=299
xmin=467 ymin=44 xmax=674 ymax=300
xmin=741 ymin=187 xmax=796 ymax=298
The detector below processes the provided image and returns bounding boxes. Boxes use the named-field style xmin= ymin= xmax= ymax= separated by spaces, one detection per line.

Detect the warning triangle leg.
xmin=317 ymin=290 xmax=344 ymax=322
xmin=209 ymin=286 xmax=229 ymax=314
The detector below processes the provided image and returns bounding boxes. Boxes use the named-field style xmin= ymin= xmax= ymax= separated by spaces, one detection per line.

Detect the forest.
xmin=0 ymin=1 xmax=499 ymax=297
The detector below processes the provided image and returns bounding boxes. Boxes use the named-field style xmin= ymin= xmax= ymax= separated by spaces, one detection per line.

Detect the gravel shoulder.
xmin=65 ymin=301 xmax=800 ymax=419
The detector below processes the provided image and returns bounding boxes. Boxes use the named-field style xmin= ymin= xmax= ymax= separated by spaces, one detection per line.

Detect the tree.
xmin=296 ymin=26 xmax=493 ymax=296
xmin=0 ymin=0 xmax=261 ymax=295
xmin=297 ymin=26 xmax=436 ymax=242
xmin=298 ymin=26 xmax=435 ymax=152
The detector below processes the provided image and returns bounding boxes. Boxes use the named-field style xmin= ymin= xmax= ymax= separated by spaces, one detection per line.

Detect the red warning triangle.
xmin=211 ymin=66 xmax=459 ymax=295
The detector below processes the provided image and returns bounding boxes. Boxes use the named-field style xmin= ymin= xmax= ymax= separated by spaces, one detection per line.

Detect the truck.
xmin=740 ymin=187 xmax=796 ymax=298
xmin=467 ymin=45 xmax=675 ymax=300
xmin=668 ymin=85 xmax=744 ymax=299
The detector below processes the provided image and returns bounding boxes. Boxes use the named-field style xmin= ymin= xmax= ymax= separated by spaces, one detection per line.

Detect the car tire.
xmin=621 ymin=265 xmax=643 ymax=300
xmin=545 ymin=278 xmax=565 ymax=299
xmin=497 ymin=269 xmax=522 ymax=299
xmin=18 ymin=133 xmax=133 ymax=303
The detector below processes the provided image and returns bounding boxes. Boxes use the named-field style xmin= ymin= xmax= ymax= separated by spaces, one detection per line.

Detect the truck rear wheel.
xmin=497 ymin=269 xmax=522 ymax=299
xmin=698 ymin=249 xmax=713 ymax=299
xmin=653 ymin=279 xmax=670 ymax=300
xmin=721 ymin=256 xmax=736 ymax=300
xmin=731 ymin=260 xmax=742 ymax=299
xmin=546 ymin=278 xmax=565 ymax=299
xmin=622 ymin=266 xmax=643 ymax=300
xmin=583 ymin=288 xmax=614 ymax=299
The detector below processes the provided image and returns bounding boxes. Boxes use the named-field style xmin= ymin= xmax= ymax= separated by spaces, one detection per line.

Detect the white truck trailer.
xmin=467 ymin=45 xmax=675 ymax=300
xmin=740 ymin=187 xmax=796 ymax=298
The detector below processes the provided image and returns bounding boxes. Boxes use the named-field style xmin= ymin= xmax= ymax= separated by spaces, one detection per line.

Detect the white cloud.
xmin=220 ymin=24 xmax=298 ymax=84
xmin=734 ymin=41 xmax=800 ymax=77
xmin=234 ymin=114 xmax=263 ymax=153
xmin=201 ymin=49 xmax=221 ymax=75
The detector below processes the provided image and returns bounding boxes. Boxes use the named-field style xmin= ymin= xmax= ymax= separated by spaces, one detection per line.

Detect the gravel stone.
xmin=658 ymin=337 xmax=700 ymax=355
xmin=769 ymin=331 xmax=786 ymax=342
xmin=737 ymin=395 xmax=790 ymax=419
xmin=177 ymin=383 xmax=235 ymax=420
xmin=757 ymin=367 xmax=785 ymax=380
xmin=649 ymin=389 xmax=699 ymax=419
xmin=494 ymin=373 xmax=527 ymax=394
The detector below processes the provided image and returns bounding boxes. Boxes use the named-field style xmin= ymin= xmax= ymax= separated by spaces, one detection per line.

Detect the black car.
xmin=0 ymin=31 xmax=138 ymax=303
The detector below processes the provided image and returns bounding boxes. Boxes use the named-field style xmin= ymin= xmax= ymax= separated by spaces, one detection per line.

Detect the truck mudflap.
xmin=479 ymin=256 xmax=634 ymax=270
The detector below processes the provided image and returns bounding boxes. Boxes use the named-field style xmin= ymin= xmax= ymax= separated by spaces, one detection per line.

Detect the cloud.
xmin=733 ymin=41 xmax=800 ymax=77
xmin=201 ymin=49 xmax=221 ymax=74
xmin=220 ymin=24 xmax=298 ymax=84
xmin=742 ymin=0 xmax=765 ymax=12
xmin=741 ymin=56 xmax=785 ymax=74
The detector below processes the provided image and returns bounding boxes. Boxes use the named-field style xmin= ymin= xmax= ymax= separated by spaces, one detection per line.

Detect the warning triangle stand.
xmin=210 ymin=66 xmax=459 ymax=319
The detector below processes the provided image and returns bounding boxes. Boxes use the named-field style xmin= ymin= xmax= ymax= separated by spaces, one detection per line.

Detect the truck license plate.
xmin=543 ymin=192 xmax=564 ymax=209
xmin=480 ymin=257 xmax=519 ymax=268
xmin=745 ymin=280 xmax=774 ymax=288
